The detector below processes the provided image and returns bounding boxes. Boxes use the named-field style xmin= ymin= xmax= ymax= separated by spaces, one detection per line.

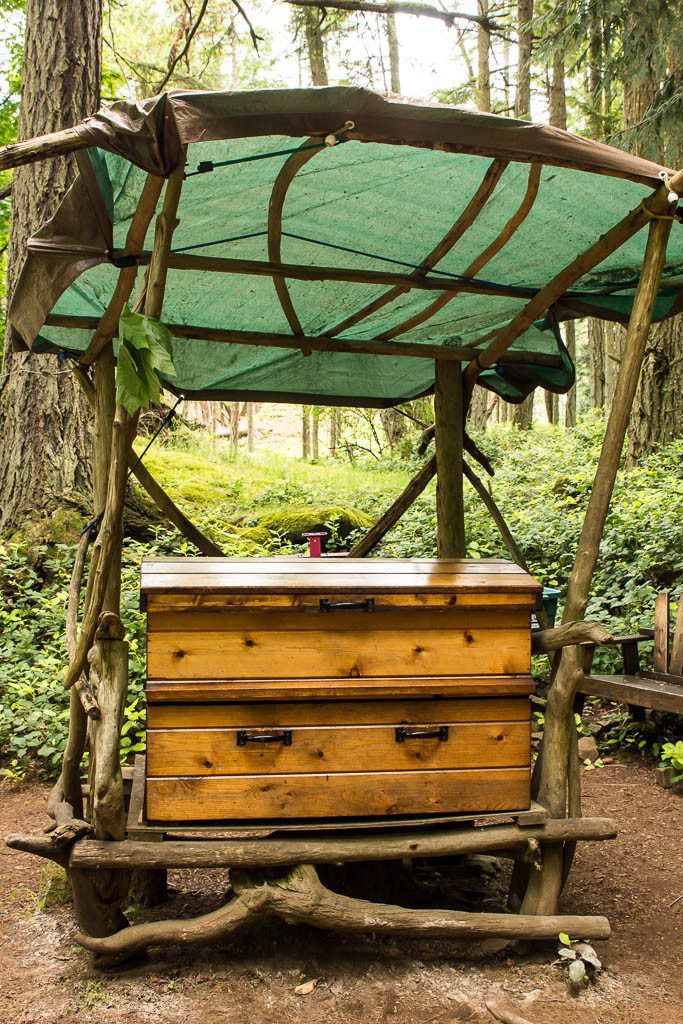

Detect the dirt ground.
xmin=1 ymin=758 xmax=681 ymax=1024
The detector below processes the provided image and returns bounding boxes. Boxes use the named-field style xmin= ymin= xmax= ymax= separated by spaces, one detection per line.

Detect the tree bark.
xmin=514 ymin=0 xmax=533 ymax=120
xmin=476 ymin=0 xmax=491 ymax=112
xmin=386 ymin=12 xmax=401 ymax=93
xmin=303 ymin=7 xmax=328 ymax=85
xmin=0 ymin=0 xmax=102 ymax=535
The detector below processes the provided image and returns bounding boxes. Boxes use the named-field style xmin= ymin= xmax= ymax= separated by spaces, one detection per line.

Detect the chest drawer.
xmin=145 ymin=696 xmax=531 ymax=821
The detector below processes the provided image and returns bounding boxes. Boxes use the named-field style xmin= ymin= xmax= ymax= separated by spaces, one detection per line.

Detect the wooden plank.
xmin=146 ymin=696 xmax=532 ymax=728
xmin=142 ymin=557 xmax=529 ymax=573
xmin=146 ymin=675 xmax=535 ymax=703
xmin=145 ymin=592 xmax=538 ymax=613
xmin=145 ymin=767 xmax=531 ymax=821
xmin=147 ymin=721 xmax=531 ymax=777
xmin=146 ymin=626 xmax=530 ymax=679
xmin=147 ymin=608 xmax=531 ymax=633
xmin=579 ymin=673 xmax=683 ymax=715
xmin=435 ymin=359 xmax=465 ymax=557
xmin=73 ymin=817 xmax=617 ymax=871
xmin=140 ymin=572 xmax=540 ymax=597
xmin=653 ymin=592 xmax=670 ymax=673
xmin=670 ymin=595 xmax=683 ymax=677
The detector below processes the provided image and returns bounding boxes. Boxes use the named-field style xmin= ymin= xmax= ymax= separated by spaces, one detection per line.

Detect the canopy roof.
xmin=9 ymin=87 xmax=683 ymax=406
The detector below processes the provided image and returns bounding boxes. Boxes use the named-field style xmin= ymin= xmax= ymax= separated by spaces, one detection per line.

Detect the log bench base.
xmin=76 ymin=863 xmax=612 ymax=963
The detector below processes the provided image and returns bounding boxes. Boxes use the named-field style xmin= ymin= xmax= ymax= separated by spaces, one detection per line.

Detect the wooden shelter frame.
xmin=3 ymin=108 xmax=682 ymax=962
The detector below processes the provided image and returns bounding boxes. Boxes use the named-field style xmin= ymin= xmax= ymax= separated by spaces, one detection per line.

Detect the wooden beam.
xmin=323 ymin=158 xmax=508 ymax=337
xmin=69 ymin=817 xmax=617 ymax=870
xmin=143 ymin=161 xmax=186 ymax=320
xmin=349 ymin=454 xmax=436 ymax=556
xmin=435 ymin=359 xmax=466 ymax=557
xmin=268 ymin=138 xmax=327 ymax=335
xmin=0 ymin=125 xmax=90 ymax=172
xmin=521 ymin=215 xmax=674 ymax=920
xmin=80 ymin=175 xmax=164 ymax=365
xmin=73 ymin=365 xmax=225 ymax=557
xmin=51 ymin=314 xmax=563 ymax=368
xmin=653 ymin=592 xmax=670 ymax=673
xmin=463 ymin=461 xmax=529 ymax=572
xmin=463 ymin=169 xmax=683 ymax=392
xmin=378 ymin=161 xmax=541 ymax=342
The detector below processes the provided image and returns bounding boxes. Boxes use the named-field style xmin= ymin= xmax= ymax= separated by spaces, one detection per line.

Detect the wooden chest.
xmin=141 ymin=557 xmax=540 ymax=823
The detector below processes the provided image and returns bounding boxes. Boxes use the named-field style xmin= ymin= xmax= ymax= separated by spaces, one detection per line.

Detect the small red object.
xmin=302 ymin=532 xmax=327 ymax=558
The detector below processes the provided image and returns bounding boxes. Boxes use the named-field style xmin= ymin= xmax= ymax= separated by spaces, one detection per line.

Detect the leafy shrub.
xmin=1 ymin=415 xmax=681 ymax=775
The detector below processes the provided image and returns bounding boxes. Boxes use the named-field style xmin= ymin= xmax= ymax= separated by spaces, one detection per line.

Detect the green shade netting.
xmin=34 ymin=135 xmax=683 ymax=406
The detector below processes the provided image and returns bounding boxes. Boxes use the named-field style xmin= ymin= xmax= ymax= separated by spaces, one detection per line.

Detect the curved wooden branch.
xmin=63 ymin=407 xmax=136 ymax=690
xmin=325 ymin=158 xmax=508 ymax=337
xmin=67 ymin=528 xmax=101 ymax=718
xmin=284 ymin=1 xmax=503 ymax=32
xmin=532 ymin=620 xmax=616 ymax=654
xmin=379 ymin=162 xmax=541 ymax=342
xmin=80 ymin=175 xmax=164 ymax=365
xmin=268 ymin=138 xmax=327 ymax=335
xmin=76 ymin=863 xmax=611 ymax=960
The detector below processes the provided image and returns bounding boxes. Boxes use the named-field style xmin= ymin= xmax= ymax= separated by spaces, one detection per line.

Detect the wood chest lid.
xmin=140 ymin=557 xmax=541 ymax=598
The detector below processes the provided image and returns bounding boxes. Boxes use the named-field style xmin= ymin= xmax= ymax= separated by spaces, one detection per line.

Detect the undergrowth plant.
xmin=1 ymin=416 xmax=681 ymax=775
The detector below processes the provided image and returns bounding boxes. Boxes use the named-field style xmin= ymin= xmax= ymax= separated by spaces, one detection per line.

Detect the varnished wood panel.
xmin=146 ymin=592 xmax=537 ymax=613
xmin=141 ymin=571 xmax=538 ymax=596
xmin=143 ymin=557 xmax=530 ymax=574
xmin=146 ymin=676 xmax=535 ymax=703
xmin=147 ymin=696 xmax=532 ymax=728
xmin=147 ymin=627 xmax=530 ymax=679
xmin=147 ymin=721 xmax=530 ymax=777
xmin=147 ymin=608 xmax=531 ymax=633
xmin=145 ymin=767 xmax=531 ymax=820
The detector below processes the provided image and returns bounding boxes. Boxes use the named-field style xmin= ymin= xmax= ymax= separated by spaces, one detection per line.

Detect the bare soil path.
xmin=1 ymin=758 xmax=681 ymax=1024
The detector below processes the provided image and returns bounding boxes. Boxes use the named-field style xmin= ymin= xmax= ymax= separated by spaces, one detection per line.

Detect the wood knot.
xmin=464 ymin=632 xmax=474 ymax=644
xmin=173 ymin=649 xmax=186 ymax=660
xmin=414 ymin=645 xmax=424 ymax=655
xmin=244 ymin=637 xmax=256 ymax=647
xmin=95 ymin=611 xmax=126 ymax=641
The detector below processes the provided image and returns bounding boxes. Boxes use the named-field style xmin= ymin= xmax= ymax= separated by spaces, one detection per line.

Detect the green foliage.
xmin=115 ymin=307 xmax=177 ymax=414
xmin=660 ymin=740 xmax=683 ymax=783
xmin=1 ymin=416 xmax=682 ymax=776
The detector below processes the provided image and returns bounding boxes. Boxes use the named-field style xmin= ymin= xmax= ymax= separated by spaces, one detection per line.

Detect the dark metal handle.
xmin=236 ymin=729 xmax=292 ymax=747
xmin=319 ymin=598 xmax=374 ymax=613
xmin=395 ymin=726 xmax=449 ymax=743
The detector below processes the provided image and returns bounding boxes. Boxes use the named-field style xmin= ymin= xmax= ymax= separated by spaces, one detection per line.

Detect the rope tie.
xmin=640 ymin=199 xmax=680 ymax=222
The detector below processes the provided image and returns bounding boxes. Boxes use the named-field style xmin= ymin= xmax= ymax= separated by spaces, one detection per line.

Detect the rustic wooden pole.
xmin=463 ymin=170 xmax=683 ymax=392
xmin=50 ymin=313 xmax=563 ymax=368
xmin=349 ymin=454 xmax=436 ymax=556
xmin=520 ymin=216 xmax=673 ymax=917
xmin=435 ymin=359 xmax=466 ymax=557
xmin=143 ymin=160 xmax=185 ymax=320
xmin=462 ymin=461 xmax=529 ymax=571
xmin=68 ymin=816 xmax=617 ymax=870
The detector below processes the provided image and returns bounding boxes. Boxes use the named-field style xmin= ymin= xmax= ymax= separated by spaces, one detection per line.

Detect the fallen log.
xmin=68 ymin=817 xmax=616 ymax=870
xmin=75 ymin=863 xmax=611 ymax=960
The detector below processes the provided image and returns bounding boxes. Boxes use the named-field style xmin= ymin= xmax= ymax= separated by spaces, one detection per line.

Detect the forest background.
xmin=0 ymin=0 xmax=681 ymax=775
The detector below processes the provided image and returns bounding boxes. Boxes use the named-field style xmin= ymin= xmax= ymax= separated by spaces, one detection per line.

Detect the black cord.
xmin=128 ymin=394 xmax=185 ymax=478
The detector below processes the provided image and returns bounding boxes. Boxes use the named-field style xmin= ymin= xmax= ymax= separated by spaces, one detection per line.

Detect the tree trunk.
xmin=588 ymin=319 xmax=605 ymax=409
xmin=329 ymin=409 xmax=339 ymax=456
xmin=302 ymin=407 xmax=311 ymax=458
xmin=247 ymin=403 xmax=255 ymax=452
xmin=386 ymin=12 xmax=401 ymax=93
xmin=564 ymin=322 xmax=577 ymax=427
xmin=623 ymin=54 xmax=683 ymax=457
xmin=0 ymin=0 xmax=102 ymax=535
xmin=511 ymin=394 xmax=533 ymax=429
xmin=303 ymin=7 xmax=328 ymax=85
xmin=514 ymin=0 xmax=533 ymax=120
xmin=468 ymin=386 xmax=488 ymax=432
xmin=476 ymin=0 xmax=491 ymax=112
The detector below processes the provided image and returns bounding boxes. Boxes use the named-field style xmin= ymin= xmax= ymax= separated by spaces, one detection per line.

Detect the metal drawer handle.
xmin=319 ymin=598 xmax=374 ymax=612
xmin=395 ymin=726 xmax=449 ymax=743
xmin=236 ymin=729 xmax=292 ymax=747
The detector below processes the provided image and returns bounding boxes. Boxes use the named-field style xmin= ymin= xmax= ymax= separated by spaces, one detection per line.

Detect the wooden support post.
xmin=520 ymin=216 xmax=673 ymax=918
xmin=143 ymin=160 xmax=185 ymax=320
xmin=349 ymin=454 xmax=436 ymax=557
xmin=435 ymin=359 xmax=466 ymax=557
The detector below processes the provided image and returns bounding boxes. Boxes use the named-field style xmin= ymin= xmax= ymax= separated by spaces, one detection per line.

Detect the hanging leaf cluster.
xmin=115 ymin=305 xmax=177 ymax=414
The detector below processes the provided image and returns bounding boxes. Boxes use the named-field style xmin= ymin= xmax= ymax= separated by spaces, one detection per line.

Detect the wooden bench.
xmin=578 ymin=592 xmax=683 ymax=715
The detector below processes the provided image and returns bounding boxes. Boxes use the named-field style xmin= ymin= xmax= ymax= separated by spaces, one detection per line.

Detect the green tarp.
xmin=9 ymin=88 xmax=683 ymax=406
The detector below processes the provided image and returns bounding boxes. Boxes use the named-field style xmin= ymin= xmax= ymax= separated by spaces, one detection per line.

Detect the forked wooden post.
xmin=520 ymin=215 xmax=673 ymax=917
xmin=434 ymin=359 xmax=466 ymax=557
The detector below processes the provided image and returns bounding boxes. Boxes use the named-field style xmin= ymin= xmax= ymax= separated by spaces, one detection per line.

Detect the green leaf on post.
xmin=115 ymin=305 xmax=177 ymax=414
